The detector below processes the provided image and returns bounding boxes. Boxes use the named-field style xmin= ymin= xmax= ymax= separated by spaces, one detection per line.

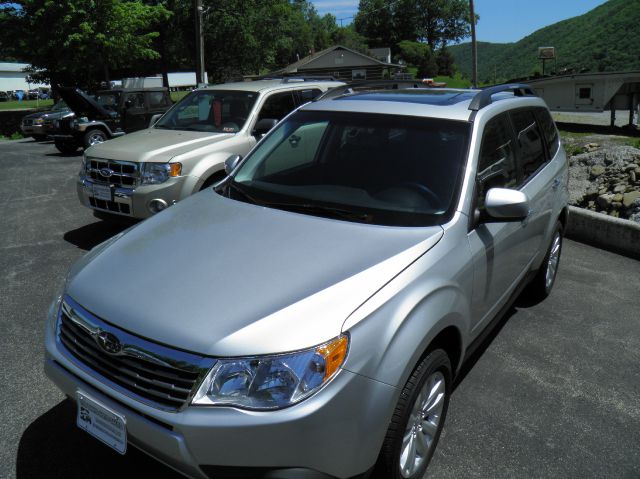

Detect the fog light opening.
xmin=148 ymin=199 xmax=168 ymax=214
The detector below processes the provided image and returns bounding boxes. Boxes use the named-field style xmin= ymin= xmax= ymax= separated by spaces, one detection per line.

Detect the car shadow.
xmin=453 ymin=305 xmax=517 ymax=391
xmin=64 ymin=221 xmax=131 ymax=251
xmin=45 ymin=151 xmax=83 ymax=157
xmin=16 ymin=399 xmax=179 ymax=478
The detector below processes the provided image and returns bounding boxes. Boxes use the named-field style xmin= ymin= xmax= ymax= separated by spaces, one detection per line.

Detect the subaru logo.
xmin=96 ymin=331 xmax=122 ymax=355
xmin=99 ymin=168 xmax=113 ymax=178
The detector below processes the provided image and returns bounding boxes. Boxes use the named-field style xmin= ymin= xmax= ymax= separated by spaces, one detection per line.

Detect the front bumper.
xmin=21 ymin=124 xmax=45 ymax=136
xmin=45 ymin=320 xmax=396 ymax=479
xmin=76 ymin=176 xmax=191 ymax=220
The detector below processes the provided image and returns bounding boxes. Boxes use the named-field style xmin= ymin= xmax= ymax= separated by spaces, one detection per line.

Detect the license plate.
xmin=93 ymin=183 xmax=112 ymax=201
xmin=77 ymin=391 xmax=127 ymax=455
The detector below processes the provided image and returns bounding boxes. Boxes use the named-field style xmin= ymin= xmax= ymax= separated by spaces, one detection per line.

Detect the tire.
xmin=83 ymin=129 xmax=108 ymax=149
xmin=54 ymin=138 xmax=80 ymax=154
xmin=375 ymin=349 xmax=452 ymax=479
xmin=524 ymin=221 xmax=563 ymax=302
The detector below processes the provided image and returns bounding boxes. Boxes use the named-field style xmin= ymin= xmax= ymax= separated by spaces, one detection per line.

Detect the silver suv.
xmin=77 ymin=78 xmax=342 ymax=220
xmin=45 ymin=82 xmax=568 ymax=479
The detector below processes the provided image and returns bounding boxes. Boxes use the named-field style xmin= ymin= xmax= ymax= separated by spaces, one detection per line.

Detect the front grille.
xmin=57 ymin=299 xmax=214 ymax=410
xmin=88 ymin=158 xmax=139 ymax=187
xmin=89 ymin=197 xmax=131 ymax=215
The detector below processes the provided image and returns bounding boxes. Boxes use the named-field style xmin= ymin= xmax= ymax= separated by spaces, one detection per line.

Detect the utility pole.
xmin=195 ymin=0 xmax=205 ymax=85
xmin=469 ymin=0 xmax=477 ymax=88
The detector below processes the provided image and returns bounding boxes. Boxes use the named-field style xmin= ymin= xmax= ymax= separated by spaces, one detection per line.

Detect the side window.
xmin=297 ymin=88 xmax=322 ymax=104
xmin=123 ymin=92 xmax=145 ymax=109
xmin=257 ymin=92 xmax=296 ymax=122
xmin=510 ymin=109 xmax=546 ymax=183
xmin=477 ymin=114 xmax=518 ymax=208
xmin=147 ymin=91 xmax=170 ymax=108
xmin=534 ymin=107 xmax=559 ymax=158
xmin=260 ymin=121 xmax=329 ymax=177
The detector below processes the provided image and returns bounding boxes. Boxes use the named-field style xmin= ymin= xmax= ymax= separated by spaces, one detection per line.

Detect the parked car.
xmin=0 ymin=91 xmax=9 ymax=102
xmin=20 ymin=100 xmax=72 ymax=141
xmin=45 ymin=82 xmax=568 ymax=479
xmin=51 ymin=86 xmax=173 ymax=154
xmin=77 ymin=78 xmax=342 ymax=220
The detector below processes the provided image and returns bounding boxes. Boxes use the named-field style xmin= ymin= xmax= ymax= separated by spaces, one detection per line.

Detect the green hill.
xmin=449 ymin=0 xmax=640 ymax=83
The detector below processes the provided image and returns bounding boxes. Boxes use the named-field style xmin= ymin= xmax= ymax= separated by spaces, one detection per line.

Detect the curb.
xmin=566 ymin=205 xmax=640 ymax=259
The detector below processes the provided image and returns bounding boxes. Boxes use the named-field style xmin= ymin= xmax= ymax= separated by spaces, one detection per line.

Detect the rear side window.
xmin=297 ymin=89 xmax=322 ymax=103
xmin=477 ymin=113 xmax=518 ymax=208
xmin=147 ymin=91 xmax=171 ymax=108
xmin=510 ymin=109 xmax=546 ymax=183
xmin=258 ymin=92 xmax=296 ymax=122
xmin=534 ymin=107 xmax=559 ymax=158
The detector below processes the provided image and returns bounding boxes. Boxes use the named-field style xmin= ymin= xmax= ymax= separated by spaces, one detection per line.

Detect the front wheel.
xmin=83 ymin=129 xmax=108 ymax=149
xmin=375 ymin=349 xmax=451 ymax=479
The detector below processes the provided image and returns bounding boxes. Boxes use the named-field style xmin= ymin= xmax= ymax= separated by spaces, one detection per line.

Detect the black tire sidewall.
xmin=383 ymin=349 xmax=452 ymax=479
xmin=543 ymin=222 xmax=563 ymax=295
xmin=84 ymin=129 xmax=107 ymax=149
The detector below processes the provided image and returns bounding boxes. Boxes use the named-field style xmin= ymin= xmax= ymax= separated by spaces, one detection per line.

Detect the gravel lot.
xmin=1 ymin=139 xmax=639 ymax=479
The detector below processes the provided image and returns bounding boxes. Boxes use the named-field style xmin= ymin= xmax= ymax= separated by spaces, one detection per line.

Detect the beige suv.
xmin=77 ymin=78 xmax=342 ymax=220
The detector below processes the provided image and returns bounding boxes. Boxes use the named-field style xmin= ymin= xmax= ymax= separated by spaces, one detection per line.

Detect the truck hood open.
xmin=58 ymin=87 xmax=115 ymax=120
xmin=85 ymin=128 xmax=236 ymax=163
xmin=66 ymin=191 xmax=443 ymax=357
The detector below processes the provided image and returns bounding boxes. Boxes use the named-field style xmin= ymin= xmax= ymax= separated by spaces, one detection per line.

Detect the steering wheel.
xmin=398 ymin=182 xmax=440 ymax=207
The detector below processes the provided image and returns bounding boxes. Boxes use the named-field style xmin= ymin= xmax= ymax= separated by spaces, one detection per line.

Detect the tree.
xmin=413 ymin=0 xmax=473 ymax=49
xmin=355 ymin=0 xmax=473 ymax=52
xmin=397 ymin=40 xmax=438 ymax=77
xmin=0 ymin=0 xmax=169 ymax=88
xmin=436 ymin=46 xmax=455 ymax=76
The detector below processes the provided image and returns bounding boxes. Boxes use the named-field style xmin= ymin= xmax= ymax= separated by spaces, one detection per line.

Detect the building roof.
xmin=272 ymin=45 xmax=402 ymax=76
xmin=0 ymin=62 xmax=30 ymax=72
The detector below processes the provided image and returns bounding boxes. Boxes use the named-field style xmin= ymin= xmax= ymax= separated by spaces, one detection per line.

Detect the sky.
xmin=312 ymin=0 xmax=609 ymax=43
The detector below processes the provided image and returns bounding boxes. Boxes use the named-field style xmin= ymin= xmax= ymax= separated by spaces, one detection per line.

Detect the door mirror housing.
xmin=149 ymin=113 xmax=163 ymax=127
xmin=224 ymin=154 xmax=242 ymax=175
xmin=482 ymin=188 xmax=531 ymax=222
xmin=253 ymin=118 xmax=278 ymax=137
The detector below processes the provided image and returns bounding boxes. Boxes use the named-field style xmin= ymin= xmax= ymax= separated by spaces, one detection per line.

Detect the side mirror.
xmin=149 ymin=113 xmax=163 ymax=127
xmin=482 ymin=188 xmax=531 ymax=222
xmin=224 ymin=154 xmax=242 ymax=175
xmin=253 ymin=118 xmax=278 ymax=137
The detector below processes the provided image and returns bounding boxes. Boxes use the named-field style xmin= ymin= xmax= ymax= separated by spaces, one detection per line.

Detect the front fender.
xmin=342 ymin=227 xmax=473 ymax=389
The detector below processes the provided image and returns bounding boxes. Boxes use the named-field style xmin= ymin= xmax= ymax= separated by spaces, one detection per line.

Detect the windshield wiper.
xmin=259 ymin=200 xmax=373 ymax=222
xmin=228 ymin=183 xmax=372 ymax=222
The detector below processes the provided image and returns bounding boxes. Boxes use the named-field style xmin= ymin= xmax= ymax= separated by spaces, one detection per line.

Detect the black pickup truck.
xmin=52 ymin=87 xmax=173 ymax=153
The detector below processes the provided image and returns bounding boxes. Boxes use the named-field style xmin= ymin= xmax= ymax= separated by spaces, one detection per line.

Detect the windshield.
xmin=154 ymin=90 xmax=258 ymax=133
xmin=95 ymin=92 xmax=121 ymax=112
xmin=228 ymin=111 xmax=470 ymax=227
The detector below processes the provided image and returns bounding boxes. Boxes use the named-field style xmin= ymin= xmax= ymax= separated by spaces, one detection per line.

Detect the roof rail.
xmin=468 ymin=83 xmax=536 ymax=111
xmin=316 ymin=80 xmax=430 ymax=101
xmin=281 ymin=75 xmax=338 ymax=83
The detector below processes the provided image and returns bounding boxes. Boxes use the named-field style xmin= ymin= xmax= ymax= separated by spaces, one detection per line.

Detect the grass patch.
xmin=170 ymin=91 xmax=191 ymax=103
xmin=0 ymin=132 xmax=24 ymax=141
xmin=0 ymin=99 xmax=54 ymax=110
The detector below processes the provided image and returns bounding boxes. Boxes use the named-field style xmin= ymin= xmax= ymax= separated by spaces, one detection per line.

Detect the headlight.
xmin=34 ymin=118 xmax=44 ymax=125
xmin=141 ymin=162 xmax=182 ymax=185
xmin=80 ymin=154 xmax=88 ymax=176
xmin=192 ymin=335 xmax=349 ymax=410
xmin=47 ymin=278 xmax=67 ymax=335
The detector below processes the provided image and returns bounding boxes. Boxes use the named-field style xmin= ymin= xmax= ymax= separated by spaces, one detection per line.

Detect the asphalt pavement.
xmin=1 ymin=139 xmax=638 ymax=479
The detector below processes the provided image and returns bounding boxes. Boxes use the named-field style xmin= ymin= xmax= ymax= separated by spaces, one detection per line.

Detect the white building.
xmin=0 ymin=62 xmax=48 ymax=91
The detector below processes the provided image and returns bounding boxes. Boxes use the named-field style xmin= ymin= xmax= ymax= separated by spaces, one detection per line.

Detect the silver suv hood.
xmin=86 ymin=128 xmax=235 ymax=163
xmin=66 ymin=192 xmax=443 ymax=356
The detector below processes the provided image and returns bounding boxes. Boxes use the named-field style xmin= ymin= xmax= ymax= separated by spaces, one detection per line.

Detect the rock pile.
xmin=568 ymin=144 xmax=640 ymax=223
